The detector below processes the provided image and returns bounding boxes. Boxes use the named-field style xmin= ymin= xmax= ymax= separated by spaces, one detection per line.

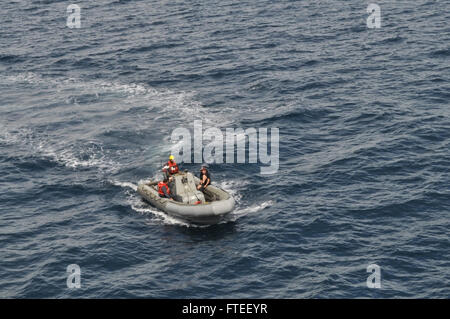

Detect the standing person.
xmin=197 ymin=166 xmax=211 ymax=192
xmin=162 ymin=155 xmax=179 ymax=179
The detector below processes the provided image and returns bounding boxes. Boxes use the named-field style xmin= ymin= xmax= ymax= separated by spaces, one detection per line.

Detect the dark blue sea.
xmin=1 ymin=0 xmax=449 ymax=298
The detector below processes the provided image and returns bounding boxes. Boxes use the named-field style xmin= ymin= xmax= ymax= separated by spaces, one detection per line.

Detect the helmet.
xmin=169 ymin=155 xmax=174 ymax=161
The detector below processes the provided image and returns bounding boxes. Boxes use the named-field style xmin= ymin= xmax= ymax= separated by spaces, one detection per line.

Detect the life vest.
xmin=166 ymin=160 xmax=179 ymax=174
xmin=158 ymin=182 xmax=170 ymax=196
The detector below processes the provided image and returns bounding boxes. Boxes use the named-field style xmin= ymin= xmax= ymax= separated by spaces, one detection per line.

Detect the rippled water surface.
xmin=0 ymin=0 xmax=449 ymax=298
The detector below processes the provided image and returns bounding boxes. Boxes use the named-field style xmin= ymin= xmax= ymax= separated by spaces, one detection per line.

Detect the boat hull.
xmin=137 ymin=182 xmax=235 ymax=225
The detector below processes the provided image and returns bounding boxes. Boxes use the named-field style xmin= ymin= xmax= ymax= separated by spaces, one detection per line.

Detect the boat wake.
xmin=110 ymin=178 xmax=272 ymax=227
xmin=230 ymin=200 xmax=274 ymax=219
xmin=1 ymin=72 xmax=275 ymax=228
xmin=219 ymin=179 xmax=274 ymax=222
xmin=109 ymin=179 xmax=192 ymax=227
xmin=109 ymin=180 xmax=138 ymax=192
xmin=0 ymin=127 xmax=119 ymax=172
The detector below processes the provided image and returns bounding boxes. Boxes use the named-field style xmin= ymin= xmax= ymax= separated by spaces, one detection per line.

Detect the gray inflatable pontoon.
xmin=137 ymin=171 xmax=235 ymax=225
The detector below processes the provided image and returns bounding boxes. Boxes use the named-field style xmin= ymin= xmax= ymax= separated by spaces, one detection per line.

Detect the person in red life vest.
xmin=158 ymin=178 xmax=173 ymax=199
xmin=197 ymin=166 xmax=211 ymax=192
xmin=162 ymin=155 xmax=179 ymax=179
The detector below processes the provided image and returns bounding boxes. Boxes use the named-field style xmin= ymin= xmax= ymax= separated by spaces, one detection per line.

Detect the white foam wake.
xmin=128 ymin=191 xmax=192 ymax=227
xmin=109 ymin=180 xmax=138 ymax=192
xmin=217 ymin=179 xmax=250 ymax=204
xmin=110 ymin=179 xmax=193 ymax=227
xmin=0 ymin=127 xmax=120 ymax=172
xmin=2 ymin=72 xmax=237 ymax=128
xmin=2 ymin=72 xmax=273 ymax=227
xmin=218 ymin=179 xmax=274 ymax=221
xmin=232 ymin=200 xmax=274 ymax=218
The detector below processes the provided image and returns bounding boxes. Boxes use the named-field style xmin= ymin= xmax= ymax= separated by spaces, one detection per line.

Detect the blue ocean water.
xmin=0 ymin=0 xmax=449 ymax=298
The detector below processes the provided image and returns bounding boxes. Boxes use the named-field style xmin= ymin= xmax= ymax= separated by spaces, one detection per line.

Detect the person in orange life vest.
xmin=158 ymin=177 xmax=173 ymax=199
xmin=197 ymin=166 xmax=211 ymax=192
xmin=162 ymin=155 xmax=179 ymax=179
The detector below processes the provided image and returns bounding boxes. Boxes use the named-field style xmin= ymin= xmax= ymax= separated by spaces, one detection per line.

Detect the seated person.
xmin=158 ymin=178 xmax=173 ymax=199
xmin=197 ymin=166 xmax=211 ymax=192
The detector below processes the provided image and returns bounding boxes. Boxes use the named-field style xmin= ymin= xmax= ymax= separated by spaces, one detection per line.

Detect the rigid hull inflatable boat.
xmin=137 ymin=171 xmax=235 ymax=225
